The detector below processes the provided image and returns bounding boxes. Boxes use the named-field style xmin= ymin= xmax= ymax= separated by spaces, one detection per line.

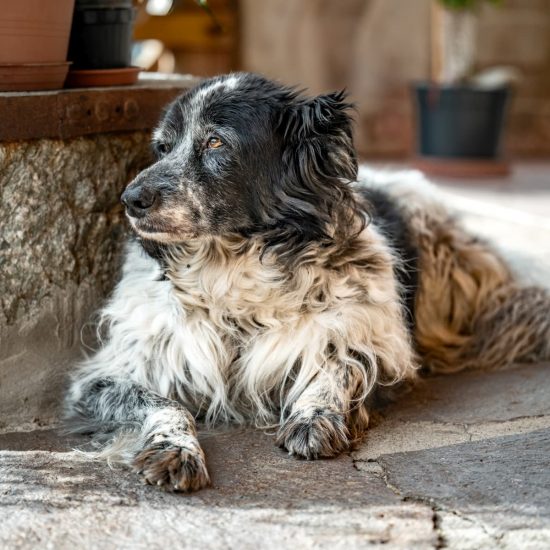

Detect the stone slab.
xmin=0 ymin=428 xmax=398 ymax=509
xmin=380 ymin=363 xmax=550 ymax=424
xmin=0 ymin=429 xmax=436 ymax=550
xmin=0 ymin=132 xmax=152 ymax=429
xmin=378 ymin=429 xmax=550 ymax=535
xmin=354 ymin=415 xmax=550 ymax=462
xmin=437 ymin=510 xmax=550 ymax=550
xmin=354 ymin=362 xmax=550 ymax=462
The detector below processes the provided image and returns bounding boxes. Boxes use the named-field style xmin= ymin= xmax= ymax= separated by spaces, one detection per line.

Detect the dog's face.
xmin=121 ymin=73 xmax=357 ymax=244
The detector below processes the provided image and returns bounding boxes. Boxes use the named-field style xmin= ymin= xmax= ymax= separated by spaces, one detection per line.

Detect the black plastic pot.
xmin=413 ymin=83 xmax=510 ymax=159
xmin=68 ymin=0 xmax=135 ymax=69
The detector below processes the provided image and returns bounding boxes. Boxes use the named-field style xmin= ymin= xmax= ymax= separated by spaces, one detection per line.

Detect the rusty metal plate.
xmin=0 ymin=76 xmax=201 ymax=142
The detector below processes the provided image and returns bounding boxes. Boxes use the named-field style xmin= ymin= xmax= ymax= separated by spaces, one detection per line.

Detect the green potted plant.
xmin=413 ymin=0 xmax=516 ymax=176
xmin=0 ymin=0 xmax=75 ymax=91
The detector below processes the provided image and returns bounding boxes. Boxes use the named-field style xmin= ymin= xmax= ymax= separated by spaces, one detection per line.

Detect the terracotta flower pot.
xmin=0 ymin=0 xmax=75 ymax=90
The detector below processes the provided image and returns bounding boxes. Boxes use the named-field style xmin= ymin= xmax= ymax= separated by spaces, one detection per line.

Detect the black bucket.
xmin=68 ymin=0 xmax=135 ymax=69
xmin=413 ymin=83 xmax=510 ymax=159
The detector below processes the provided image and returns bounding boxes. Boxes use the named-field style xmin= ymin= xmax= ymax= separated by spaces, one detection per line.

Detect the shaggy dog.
xmin=66 ymin=73 xmax=550 ymax=492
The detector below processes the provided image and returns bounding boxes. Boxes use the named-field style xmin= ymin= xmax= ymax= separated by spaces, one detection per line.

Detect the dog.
xmin=65 ymin=73 xmax=550 ymax=492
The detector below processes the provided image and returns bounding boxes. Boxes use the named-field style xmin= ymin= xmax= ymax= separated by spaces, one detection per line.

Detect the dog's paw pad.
xmin=133 ymin=440 xmax=210 ymax=492
xmin=276 ymin=407 xmax=350 ymax=459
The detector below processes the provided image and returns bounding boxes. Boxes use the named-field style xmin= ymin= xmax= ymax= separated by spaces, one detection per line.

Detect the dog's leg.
xmin=67 ymin=377 xmax=210 ymax=492
xmin=276 ymin=359 xmax=369 ymax=459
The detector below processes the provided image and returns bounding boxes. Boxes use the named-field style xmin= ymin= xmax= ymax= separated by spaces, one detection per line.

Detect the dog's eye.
xmin=155 ymin=142 xmax=171 ymax=156
xmin=206 ymin=136 xmax=223 ymax=149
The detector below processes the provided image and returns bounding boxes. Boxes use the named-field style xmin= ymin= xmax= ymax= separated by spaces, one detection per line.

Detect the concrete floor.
xmin=368 ymin=161 xmax=550 ymax=219
xmin=2 ymin=364 xmax=549 ymax=549
xmin=433 ymin=162 xmax=550 ymax=218
xmin=1 ymin=163 xmax=549 ymax=549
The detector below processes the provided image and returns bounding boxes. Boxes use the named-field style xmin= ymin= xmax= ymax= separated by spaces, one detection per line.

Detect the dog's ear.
xmin=280 ymin=90 xmax=357 ymax=181
xmin=263 ymin=90 xmax=362 ymax=257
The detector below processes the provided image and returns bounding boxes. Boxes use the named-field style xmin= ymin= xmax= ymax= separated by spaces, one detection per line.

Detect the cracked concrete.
xmin=353 ymin=364 xmax=550 ymax=461
xmin=351 ymin=363 xmax=550 ymax=549
xmin=1 ymin=362 xmax=549 ymax=549
xmin=375 ymin=429 xmax=550 ymax=549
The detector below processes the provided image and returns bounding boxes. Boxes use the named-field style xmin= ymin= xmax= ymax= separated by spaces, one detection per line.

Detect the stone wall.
xmin=0 ymin=132 xmax=152 ymax=430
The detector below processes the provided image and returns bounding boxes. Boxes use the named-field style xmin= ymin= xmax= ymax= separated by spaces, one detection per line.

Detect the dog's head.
xmin=122 ymin=73 xmax=358 ymax=246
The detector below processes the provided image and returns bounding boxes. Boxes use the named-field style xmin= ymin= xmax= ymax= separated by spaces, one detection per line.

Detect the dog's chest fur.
xmin=104 ymin=226 xmax=410 ymax=424
xmin=167 ymin=237 xmax=369 ymax=331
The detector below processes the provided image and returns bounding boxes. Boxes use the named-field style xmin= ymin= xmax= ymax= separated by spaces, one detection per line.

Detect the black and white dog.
xmin=66 ymin=73 xmax=550 ymax=492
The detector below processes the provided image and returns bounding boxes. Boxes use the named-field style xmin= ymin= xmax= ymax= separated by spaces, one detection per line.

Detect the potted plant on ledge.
xmin=413 ymin=0 xmax=517 ymax=177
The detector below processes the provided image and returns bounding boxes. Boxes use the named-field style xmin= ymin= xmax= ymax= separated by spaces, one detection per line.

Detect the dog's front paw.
xmin=133 ymin=438 xmax=210 ymax=492
xmin=276 ymin=407 xmax=350 ymax=459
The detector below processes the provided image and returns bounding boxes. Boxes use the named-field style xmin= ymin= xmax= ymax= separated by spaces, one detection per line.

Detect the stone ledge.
xmin=0 ymin=74 xmax=201 ymax=142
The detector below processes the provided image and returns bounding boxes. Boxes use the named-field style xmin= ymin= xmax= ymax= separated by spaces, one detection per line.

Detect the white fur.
xmin=71 ymin=212 xmax=416 ymax=429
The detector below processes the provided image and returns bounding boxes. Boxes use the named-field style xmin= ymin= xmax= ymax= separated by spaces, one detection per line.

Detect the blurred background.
xmin=132 ymin=0 xmax=550 ymax=160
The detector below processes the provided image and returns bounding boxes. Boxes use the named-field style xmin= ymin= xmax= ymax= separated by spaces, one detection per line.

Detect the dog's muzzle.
xmin=121 ymin=185 xmax=159 ymax=219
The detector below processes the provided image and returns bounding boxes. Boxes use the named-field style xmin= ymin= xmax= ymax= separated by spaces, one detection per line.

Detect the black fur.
xmin=359 ymin=188 xmax=419 ymax=329
xmin=125 ymin=72 xmax=418 ymax=319
xmin=123 ymin=74 xmax=362 ymax=261
xmin=69 ymin=377 xmax=189 ymax=433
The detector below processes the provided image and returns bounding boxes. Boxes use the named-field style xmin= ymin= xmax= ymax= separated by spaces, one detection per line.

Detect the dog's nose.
xmin=121 ymin=186 xmax=158 ymax=218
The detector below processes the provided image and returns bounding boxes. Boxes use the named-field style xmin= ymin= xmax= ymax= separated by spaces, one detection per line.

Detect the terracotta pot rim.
xmin=67 ymin=66 xmax=139 ymax=74
xmin=0 ymin=62 xmax=72 ymax=68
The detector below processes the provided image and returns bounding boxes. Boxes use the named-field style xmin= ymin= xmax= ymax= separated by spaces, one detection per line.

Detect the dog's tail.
xmin=412 ymin=210 xmax=550 ymax=373
xmin=457 ymin=284 xmax=550 ymax=370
